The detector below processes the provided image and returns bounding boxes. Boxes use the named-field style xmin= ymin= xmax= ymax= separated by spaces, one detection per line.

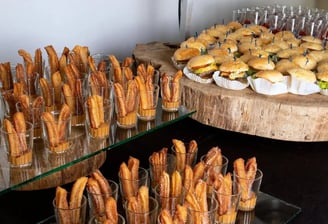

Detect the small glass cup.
xmin=171 ymin=142 xmax=198 ymax=172
xmin=1 ymin=89 xmax=19 ymax=118
xmin=233 ymin=169 xmax=263 ymax=211
xmin=88 ymin=81 xmax=113 ymax=103
xmin=186 ymin=196 xmax=218 ymax=224
xmin=153 ymin=185 xmax=185 ymax=217
xmin=87 ymin=179 xmax=119 ymax=218
xmin=53 ymin=194 xmax=87 ymax=224
xmin=118 ymin=167 xmax=149 ymax=203
xmin=26 ymin=72 xmax=40 ymax=98
xmin=16 ymin=101 xmax=44 ymax=139
xmin=236 ymin=210 xmax=255 ymax=224
xmin=88 ymin=213 xmax=125 ymax=224
xmin=62 ymin=77 xmax=87 ymax=127
xmin=41 ymin=110 xmax=72 ymax=153
xmin=160 ymin=76 xmax=181 ymax=112
xmin=90 ymin=53 xmax=112 ymax=79
xmin=161 ymin=110 xmax=179 ymax=122
xmin=200 ymin=155 xmax=229 ymax=182
xmin=85 ymin=98 xmax=113 ymax=139
xmin=214 ymin=180 xmax=242 ymax=224
xmin=114 ymin=126 xmax=138 ymax=143
xmin=137 ymin=120 xmax=155 ymax=132
xmin=63 ymin=95 xmax=85 ymax=127
xmin=148 ymin=153 xmax=176 ymax=189
xmin=39 ymin=81 xmax=57 ymax=112
xmin=0 ymin=121 xmax=34 ymax=167
xmin=124 ymin=196 xmax=159 ymax=224
xmin=137 ymin=84 xmax=159 ymax=121
xmin=114 ymin=87 xmax=139 ymax=129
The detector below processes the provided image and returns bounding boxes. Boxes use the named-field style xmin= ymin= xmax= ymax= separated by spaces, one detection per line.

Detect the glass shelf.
xmin=37 ymin=191 xmax=301 ymax=224
xmin=236 ymin=192 xmax=302 ymax=224
xmin=0 ymin=100 xmax=195 ymax=196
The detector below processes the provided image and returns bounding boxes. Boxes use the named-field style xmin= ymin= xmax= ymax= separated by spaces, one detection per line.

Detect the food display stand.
xmin=133 ymin=41 xmax=328 ymax=142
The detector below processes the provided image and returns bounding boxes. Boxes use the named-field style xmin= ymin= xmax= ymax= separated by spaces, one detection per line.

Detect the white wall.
xmin=0 ymin=0 xmax=317 ymax=64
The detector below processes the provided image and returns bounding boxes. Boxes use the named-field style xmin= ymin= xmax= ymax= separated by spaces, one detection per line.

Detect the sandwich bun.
xmin=186 ymin=54 xmax=218 ymax=77
xmin=248 ymin=56 xmax=275 ymax=71
xmin=197 ymin=32 xmax=217 ymax=45
xmin=180 ymin=38 xmax=206 ymax=52
xmin=247 ymin=49 xmax=270 ymax=58
xmin=219 ymin=59 xmax=249 ymax=79
xmin=301 ymin=35 xmax=322 ymax=44
xmin=219 ymin=41 xmax=238 ymax=53
xmin=275 ymin=59 xmax=300 ymax=74
xmin=270 ymin=39 xmax=290 ymax=50
xmin=173 ymin=47 xmax=201 ymax=63
xmin=254 ymin=70 xmax=285 ymax=83
xmin=316 ymin=72 xmax=328 ymax=82
xmin=262 ymin=43 xmax=283 ymax=54
xmin=259 ymin=32 xmax=275 ymax=44
xmin=238 ymin=42 xmax=262 ymax=54
xmin=276 ymin=47 xmax=306 ymax=59
xmin=207 ymin=47 xmax=234 ymax=65
xmin=287 ymin=68 xmax=317 ymax=83
xmin=285 ymin=38 xmax=302 ymax=48
xmin=300 ymin=42 xmax=323 ymax=51
xmin=248 ymin=24 xmax=269 ymax=36
xmin=317 ymin=59 xmax=328 ymax=72
xmin=226 ymin=21 xmax=243 ymax=31
xmin=274 ymin=30 xmax=296 ymax=40
xmin=308 ymin=51 xmax=328 ymax=63
xmin=290 ymin=54 xmax=317 ymax=70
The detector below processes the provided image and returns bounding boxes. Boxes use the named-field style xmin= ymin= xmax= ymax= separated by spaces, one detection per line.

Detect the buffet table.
xmin=133 ymin=42 xmax=328 ymax=142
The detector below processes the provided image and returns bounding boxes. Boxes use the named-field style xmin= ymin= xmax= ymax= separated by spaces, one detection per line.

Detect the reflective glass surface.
xmin=0 ymin=99 xmax=195 ymax=195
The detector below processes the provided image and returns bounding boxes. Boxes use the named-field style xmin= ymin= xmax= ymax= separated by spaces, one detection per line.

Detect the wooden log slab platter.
xmin=133 ymin=42 xmax=328 ymax=142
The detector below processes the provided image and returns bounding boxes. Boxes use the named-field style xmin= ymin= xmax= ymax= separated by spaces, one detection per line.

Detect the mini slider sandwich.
xmin=219 ymin=59 xmax=249 ymax=80
xmin=186 ymin=54 xmax=218 ymax=78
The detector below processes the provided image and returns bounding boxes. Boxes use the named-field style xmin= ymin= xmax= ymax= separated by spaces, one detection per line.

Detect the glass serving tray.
xmin=0 ymin=99 xmax=195 ymax=195
xmin=37 ymin=191 xmax=301 ymax=224
xmin=236 ymin=192 xmax=302 ymax=224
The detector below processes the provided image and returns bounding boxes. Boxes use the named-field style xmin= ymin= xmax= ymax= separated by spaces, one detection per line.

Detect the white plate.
xmin=213 ymin=71 xmax=249 ymax=90
xmin=183 ymin=67 xmax=214 ymax=84
xmin=247 ymin=76 xmax=289 ymax=95
xmin=288 ymin=76 xmax=320 ymax=95
xmin=320 ymin=88 xmax=328 ymax=96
